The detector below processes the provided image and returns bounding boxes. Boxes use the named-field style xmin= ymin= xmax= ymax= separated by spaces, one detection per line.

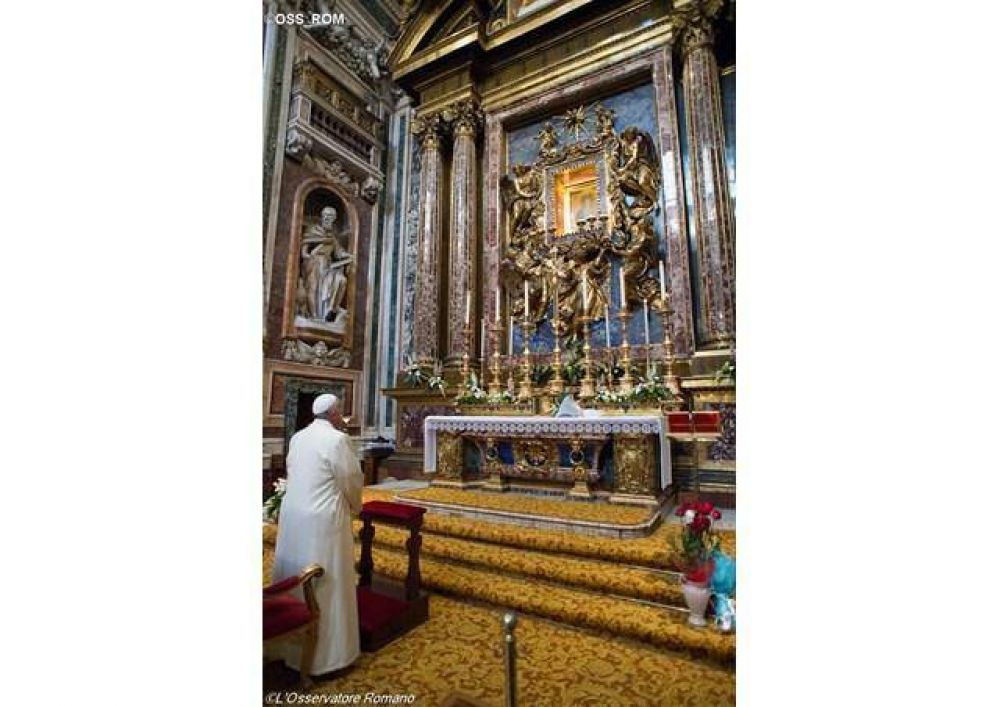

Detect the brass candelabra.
xmin=651 ymin=296 xmax=682 ymax=397
xmin=616 ymin=308 xmax=635 ymax=394
xmin=548 ymin=314 xmax=566 ymax=398
xmin=518 ymin=319 xmax=535 ymax=401
xmin=578 ymin=315 xmax=597 ymax=400
xmin=488 ymin=321 xmax=504 ymax=396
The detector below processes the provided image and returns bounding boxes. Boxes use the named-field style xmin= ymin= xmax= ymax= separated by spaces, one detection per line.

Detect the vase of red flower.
xmin=673 ymin=500 xmax=723 ymax=627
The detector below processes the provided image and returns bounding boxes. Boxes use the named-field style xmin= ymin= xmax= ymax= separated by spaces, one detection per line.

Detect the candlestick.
xmin=548 ymin=315 xmax=565 ymax=398
xmin=604 ymin=303 xmax=611 ymax=349
xmin=652 ymin=297 xmax=681 ymax=399
xmin=618 ymin=267 xmax=626 ymax=308
xmin=459 ymin=321 xmax=472 ymax=391
xmin=578 ymin=314 xmax=596 ymax=401
xmin=518 ymin=318 xmax=535 ymax=402
xmin=480 ymin=317 xmax=486 ymax=382
xmin=659 ymin=260 xmax=667 ymax=301
xmin=489 ymin=320 xmax=503 ymax=395
xmin=616 ymin=308 xmax=634 ymax=394
xmin=643 ymin=298 xmax=650 ymax=367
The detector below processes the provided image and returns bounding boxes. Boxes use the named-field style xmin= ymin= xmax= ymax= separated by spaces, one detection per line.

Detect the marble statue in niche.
xmin=295 ymin=205 xmax=353 ymax=334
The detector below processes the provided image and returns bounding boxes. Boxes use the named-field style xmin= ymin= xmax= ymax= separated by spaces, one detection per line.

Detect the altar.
xmin=423 ymin=414 xmax=670 ymax=505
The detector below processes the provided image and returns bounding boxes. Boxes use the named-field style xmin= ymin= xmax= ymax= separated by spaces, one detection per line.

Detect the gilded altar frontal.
xmin=263 ymin=0 xmax=736 ymax=702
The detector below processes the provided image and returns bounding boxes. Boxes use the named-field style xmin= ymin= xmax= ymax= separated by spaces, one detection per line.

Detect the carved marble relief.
xmin=282 ymin=339 xmax=352 ymax=368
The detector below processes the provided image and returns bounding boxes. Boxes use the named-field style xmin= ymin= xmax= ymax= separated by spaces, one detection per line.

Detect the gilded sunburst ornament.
xmin=561 ymin=105 xmax=589 ymax=142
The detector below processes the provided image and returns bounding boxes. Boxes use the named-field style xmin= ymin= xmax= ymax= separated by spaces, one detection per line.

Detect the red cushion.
xmin=263 ymin=574 xmax=300 ymax=596
xmin=263 ymin=594 xmax=312 ymax=639
xmin=666 ymin=411 xmax=722 ymax=433
xmin=357 ymin=586 xmax=409 ymax=633
xmin=361 ymin=501 xmax=427 ymax=523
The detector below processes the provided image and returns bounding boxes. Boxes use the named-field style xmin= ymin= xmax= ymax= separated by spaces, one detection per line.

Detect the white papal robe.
xmin=272 ymin=418 xmax=363 ymax=674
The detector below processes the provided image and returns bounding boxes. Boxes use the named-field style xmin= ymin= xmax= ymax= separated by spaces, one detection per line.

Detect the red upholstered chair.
xmin=263 ymin=563 xmax=324 ymax=688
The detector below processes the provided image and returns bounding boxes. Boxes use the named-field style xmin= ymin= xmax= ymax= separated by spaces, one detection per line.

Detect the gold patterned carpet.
xmin=264 ymin=594 xmax=735 ymax=706
xmin=396 ymin=486 xmax=656 ymax=525
xmin=264 ymin=490 xmax=736 ymax=668
xmin=355 ymin=521 xmax=686 ymax=606
xmin=364 ymin=488 xmax=735 ymax=569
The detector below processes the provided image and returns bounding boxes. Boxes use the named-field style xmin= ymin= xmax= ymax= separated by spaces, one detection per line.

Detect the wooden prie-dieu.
xmin=356 ymin=500 xmax=429 ymax=651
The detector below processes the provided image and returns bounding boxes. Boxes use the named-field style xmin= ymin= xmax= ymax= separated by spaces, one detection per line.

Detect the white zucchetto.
xmin=312 ymin=393 xmax=338 ymax=416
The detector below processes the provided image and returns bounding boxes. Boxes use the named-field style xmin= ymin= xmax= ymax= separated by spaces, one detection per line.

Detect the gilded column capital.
xmin=670 ymin=0 xmax=725 ymax=59
xmin=412 ymin=112 xmax=446 ymax=152
xmin=443 ymin=99 xmax=483 ymax=141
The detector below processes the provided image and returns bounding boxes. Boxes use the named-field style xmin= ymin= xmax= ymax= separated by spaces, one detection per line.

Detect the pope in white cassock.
xmin=272 ymin=393 xmax=364 ymax=675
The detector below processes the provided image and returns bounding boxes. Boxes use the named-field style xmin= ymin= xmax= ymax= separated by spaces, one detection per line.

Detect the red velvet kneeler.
xmin=357 ymin=501 xmax=429 ymax=651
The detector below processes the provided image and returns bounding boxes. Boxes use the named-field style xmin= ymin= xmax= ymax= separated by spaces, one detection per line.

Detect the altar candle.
xmin=495 ymin=289 xmax=501 ymax=322
xmin=658 ymin=260 xmax=667 ymax=301
xmin=618 ymin=268 xmax=626 ymax=308
xmin=465 ymin=291 xmax=471 ymax=325
xmin=508 ymin=316 xmax=514 ymax=354
xmin=582 ymin=277 xmax=589 ymax=312
xmin=523 ymin=280 xmax=529 ymax=319
xmin=605 ymin=304 xmax=611 ymax=348
xmin=643 ymin=298 xmax=650 ymax=349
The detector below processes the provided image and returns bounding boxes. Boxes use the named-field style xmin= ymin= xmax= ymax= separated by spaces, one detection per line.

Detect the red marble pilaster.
xmin=446 ymin=102 xmax=482 ymax=362
xmin=676 ymin=3 xmax=735 ymax=349
xmin=652 ymin=47 xmax=696 ymax=356
xmin=412 ymin=118 xmax=445 ymax=364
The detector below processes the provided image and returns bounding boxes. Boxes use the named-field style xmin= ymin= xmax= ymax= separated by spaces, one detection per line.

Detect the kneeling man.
xmin=272 ymin=393 xmax=363 ymax=675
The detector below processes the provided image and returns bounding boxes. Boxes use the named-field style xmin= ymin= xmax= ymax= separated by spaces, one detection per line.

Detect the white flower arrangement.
xmin=262 ymin=477 xmax=286 ymax=523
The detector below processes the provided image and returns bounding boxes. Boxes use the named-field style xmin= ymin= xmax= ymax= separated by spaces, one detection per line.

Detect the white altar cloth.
xmin=423 ymin=415 xmax=671 ymax=490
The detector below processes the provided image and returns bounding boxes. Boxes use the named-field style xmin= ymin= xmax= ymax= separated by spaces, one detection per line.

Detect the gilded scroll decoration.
xmin=436 ymin=431 xmax=464 ymax=480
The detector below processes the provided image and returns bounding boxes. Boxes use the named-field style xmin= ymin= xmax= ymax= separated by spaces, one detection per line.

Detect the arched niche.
xmin=281 ymin=180 xmax=360 ymax=352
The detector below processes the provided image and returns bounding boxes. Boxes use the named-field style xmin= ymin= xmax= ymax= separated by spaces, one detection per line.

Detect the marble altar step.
xmin=359 ymin=543 xmax=735 ymax=667
xmin=353 ymin=520 xmax=687 ymax=608
xmin=388 ymin=486 xmax=662 ymax=539
xmin=362 ymin=487 xmax=737 ymax=571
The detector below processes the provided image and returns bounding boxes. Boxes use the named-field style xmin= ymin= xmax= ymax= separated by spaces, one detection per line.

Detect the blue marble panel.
xmin=674 ymin=79 xmax=704 ymax=345
xmin=384 ymin=112 xmax=409 ymax=427
xmin=720 ymin=69 xmax=736 ymax=215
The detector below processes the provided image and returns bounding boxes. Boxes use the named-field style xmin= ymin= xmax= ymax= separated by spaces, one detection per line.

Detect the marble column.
xmin=445 ymin=100 xmax=482 ymax=363
xmin=411 ymin=113 xmax=446 ymax=365
xmin=674 ymin=0 xmax=735 ymax=349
